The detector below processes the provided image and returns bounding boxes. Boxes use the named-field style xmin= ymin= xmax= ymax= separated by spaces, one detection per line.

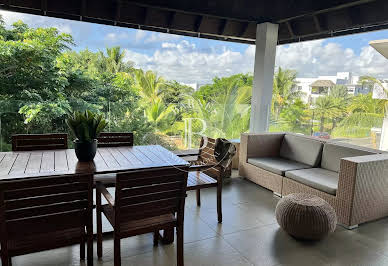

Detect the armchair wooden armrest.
xmin=188 ymin=164 xmax=219 ymax=172
xmin=174 ymin=149 xmax=200 ymax=157
xmin=96 ymin=182 xmax=115 ymax=207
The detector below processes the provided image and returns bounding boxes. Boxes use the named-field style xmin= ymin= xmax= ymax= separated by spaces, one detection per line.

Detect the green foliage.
xmin=272 ymin=67 xmax=302 ymax=120
xmin=66 ymin=110 xmax=107 ymax=142
xmin=331 ymin=127 xmax=372 ymax=138
xmin=1 ymin=16 xmax=386 ymax=152
xmin=185 ymin=74 xmax=252 ymax=139
xmin=279 ymin=99 xmax=310 ymax=133
xmin=330 ymin=85 xmax=349 ymax=99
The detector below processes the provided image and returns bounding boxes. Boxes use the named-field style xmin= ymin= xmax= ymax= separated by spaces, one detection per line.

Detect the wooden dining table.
xmin=0 ymin=144 xmax=189 ymax=243
xmin=0 ymin=145 xmax=189 ymax=180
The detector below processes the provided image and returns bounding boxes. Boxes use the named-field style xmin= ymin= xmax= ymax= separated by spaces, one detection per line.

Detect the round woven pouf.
xmin=275 ymin=193 xmax=337 ymax=240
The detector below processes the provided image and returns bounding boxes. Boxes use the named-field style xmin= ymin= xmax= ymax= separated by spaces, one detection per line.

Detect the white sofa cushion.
xmin=248 ymin=157 xmax=310 ymax=176
xmin=321 ymin=143 xmax=375 ymax=173
xmin=279 ymin=134 xmax=323 ymax=167
xmin=285 ymin=168 xmax=339 ymax=195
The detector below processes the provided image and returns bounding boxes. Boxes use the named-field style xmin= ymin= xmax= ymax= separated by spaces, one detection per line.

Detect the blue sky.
xmin=1 ymin=10 xmax=388 ymax=84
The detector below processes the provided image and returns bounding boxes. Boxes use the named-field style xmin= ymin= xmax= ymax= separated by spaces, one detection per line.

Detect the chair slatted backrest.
xmin=196 ymin=137 xmax=234 ymax=179
xmin=97 ymin=132 xmax=134 ymax=147
xmin=198 ymin=137 xmax=218 ymax=165
xmin=196 ymin=137 xmax=222 ymax=178
xmin=115 ymin=167 xmax=188 ymax=223
xmin=0 ymin=174 xmax=93 ymax=240
xmin=12 ymin=133 xmax=68 ymax=151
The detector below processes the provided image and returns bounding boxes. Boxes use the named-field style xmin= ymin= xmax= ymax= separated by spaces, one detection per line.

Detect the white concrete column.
xmin=249 ymin=22 xmax=278 ymax=132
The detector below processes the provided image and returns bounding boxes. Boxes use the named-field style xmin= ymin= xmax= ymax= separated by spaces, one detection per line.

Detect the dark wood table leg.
xmin=160 ymin=228 xmax=174 ymax=244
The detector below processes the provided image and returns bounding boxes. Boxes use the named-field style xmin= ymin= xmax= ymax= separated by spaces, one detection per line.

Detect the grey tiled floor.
xmin=7 ymin=173 xmax=388 ymax=266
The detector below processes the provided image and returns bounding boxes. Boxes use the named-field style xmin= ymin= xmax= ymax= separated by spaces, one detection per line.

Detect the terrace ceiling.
xmin=0 ymin=0 xmax=388 ymax=45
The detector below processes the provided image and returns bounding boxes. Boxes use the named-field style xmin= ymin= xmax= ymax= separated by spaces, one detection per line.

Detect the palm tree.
xmin=328 ymin=85 xmax=349 ymax=129
xmin=144 ymin=98 xmax=175 ymax=128
xmin=134 ymin=69 xmax=176 ymax=131
xmin=134 ymin=69 xmax=165 ymax=104
xmin=313 ymin=96 xmax=344 ymax=133
xmin=97 ymin=47 xmax=132 ymax=74
xmin=187 ymin=76 xmax=251 ymax=139
xmin=348 ymin=93 xmax=384 ymax=114
xmin=330 ymin=85 xmax=349 ymax=99
xmin=272 ymin=67 xmax=302 ymax=120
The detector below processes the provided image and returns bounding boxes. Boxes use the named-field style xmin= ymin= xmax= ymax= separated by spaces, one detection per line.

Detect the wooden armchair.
xmin=180 ymin=137 xmax=235 ymax=223
xmin=96 ymin=167 xmax=188 ymax=266
xmin=0 ymin=174 xmax=94 ymax=266
xmin=11 ymin=133 xmax=68 ymax=151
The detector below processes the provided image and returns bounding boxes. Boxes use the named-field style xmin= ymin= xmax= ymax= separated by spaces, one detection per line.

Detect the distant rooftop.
xmin=310 ymin=80 xmax=336 ymax=87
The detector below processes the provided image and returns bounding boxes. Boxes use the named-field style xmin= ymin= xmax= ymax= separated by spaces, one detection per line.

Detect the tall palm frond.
xmin=134 ymin=69 xmax=165 ymax=103
xmin=272 ymin=67 xmax=301 ymax=119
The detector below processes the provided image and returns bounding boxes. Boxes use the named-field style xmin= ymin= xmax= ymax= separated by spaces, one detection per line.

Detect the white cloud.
xmin=104 ymin=32 xmax=130 ymax=43
xmin=144 ymin=32 xmax=182 ymax=44
xmin=135 ymin=30 xmax=147 ymax=42
xmin=123 ymin=37 xmax=388 ymax=84
xmin=161 ymin=42 xmax=177 ymax=49
xmin=2 ymin=9 xmax=388 ymax=83
xmin=124 ymin=40 xmax=254 ymax=84
xmin=0 ymin=10 xmax=40 ymax=26
xmin=105 ymin=33 xmax=117 ymax=41
xmin=54 ymin=24 xmax=72 ymax=34
xmin=275 ymin=40 xmax=388 ymax=78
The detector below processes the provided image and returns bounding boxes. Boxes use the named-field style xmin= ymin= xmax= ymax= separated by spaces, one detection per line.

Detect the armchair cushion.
xmin=285 ymin=168 xmax=339 ymax=195
xmin=247 ymin=157 xmax=310 ymax=176
xmin=280 ymin=134 xmax=323 ymax=167
xmin=321 ymin=143 xmax=375 ymax=172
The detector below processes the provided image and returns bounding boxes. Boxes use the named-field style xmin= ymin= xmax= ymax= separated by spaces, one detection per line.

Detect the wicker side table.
xmin=275 ymin=193 xmax=337 ymax=240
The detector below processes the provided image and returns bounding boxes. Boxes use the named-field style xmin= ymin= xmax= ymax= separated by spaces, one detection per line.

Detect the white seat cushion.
xmin=285 ymin=168 xmax=339 ymax=195
xmin=280 ymin=134 xmax=323 ymax=167
xmin=248 ymin=157 xmax=311 ymax=176
xmin=321 ymin=143 xmax=375 ymax=172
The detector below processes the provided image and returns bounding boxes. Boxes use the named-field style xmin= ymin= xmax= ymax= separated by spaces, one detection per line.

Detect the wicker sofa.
xmin=239 ymin=132 xmax=388 ymax=228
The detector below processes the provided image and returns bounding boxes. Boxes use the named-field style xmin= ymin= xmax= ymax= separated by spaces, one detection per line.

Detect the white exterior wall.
xmin=295 ymin=72 xmax=365 ymax=103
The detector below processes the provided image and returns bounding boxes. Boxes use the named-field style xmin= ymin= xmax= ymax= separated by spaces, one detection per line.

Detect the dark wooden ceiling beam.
xmin=114 ymin=0 xmax=121 ymax=25
xmin=286 ymin=21 xmax=295 ymax=38
xmin=277 ymin=0 xmax=376 ymax=23
xmin=41 ymin=0 xmax=47 ymax=14
xmin=123 ymin=0 xmax=256 ymax=24
xmin=80 ymin=0 xmax=87 ymax=21
xmin=239 ymin=22 xmax=249 ymax=37
xmin=313 ymin=15 xmax=322 ymax=32
xmin=218 ymin=19 xmax=227 ymax=35
xmin=142 ymin=7 xmax=148 ymax=25
xmin=194 ymin=15 xmax=203 ymax=32
xmin=167 ymin=11 xmax=176 ymax=28
xmin=1 ymin=0 xmax=388 ymax=45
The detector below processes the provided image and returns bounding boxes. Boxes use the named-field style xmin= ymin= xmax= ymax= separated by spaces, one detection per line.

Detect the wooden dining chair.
xmin=11 ymin=133 xmax=68 ymax=151
xmin=179 ymin=137 xmax=235 ymax=223
xmin=0 ymin=174 xmax=94 ymax=266
xmin=96 ymin=167 xmax=188 ymax=266
xmin=97 ymin=132 xmax=133 ymax=147
xmin=94 ymin=132 xmax=134 ymax=186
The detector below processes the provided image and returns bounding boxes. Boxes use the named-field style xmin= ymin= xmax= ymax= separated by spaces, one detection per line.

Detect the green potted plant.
xmin=66 ymin=110 xmax=107 ymax=162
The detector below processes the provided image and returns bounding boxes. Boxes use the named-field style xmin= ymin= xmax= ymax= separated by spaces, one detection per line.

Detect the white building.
xmin=181 ymin=83 xmax=203 ymax=91
xmin=295 ymin=72 xmax=370 ymax=103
